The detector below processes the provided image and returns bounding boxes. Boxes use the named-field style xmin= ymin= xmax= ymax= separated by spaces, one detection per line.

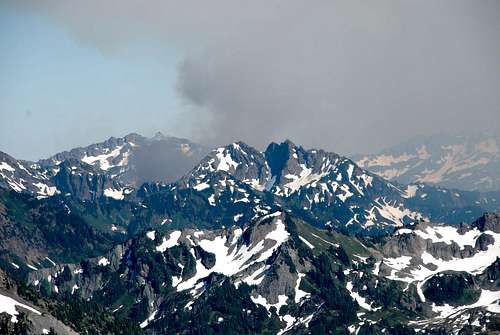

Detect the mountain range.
xmin=0 ymin=132 xmax=499 ymax=334
xmin=355 ymin=133 xmax=500 ymax=192
xmin=0 ymin=132 xmax=206 ymax=198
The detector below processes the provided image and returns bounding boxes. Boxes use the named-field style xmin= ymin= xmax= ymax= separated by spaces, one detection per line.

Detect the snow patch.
xmin=156 ymin=231 xmax=182 ymax=252
xmin=403 ymin=184 xmax=418 ymax=198
xmin=294 ymin=273 xmax=310 ymax=303
xmin=413 ymin=226 xmax=482 ymax=250
xmin=98 ymin=257 xmax=110 ymax=266
xmin=81 ymin=146 xmax=123 ymax=171
xmin=139 ymin=310 xmax=158 ymax=328
xmin=193 ymin=182 xmax=210 ymax=191
xmin=0 ymin=162 xmax=15 ymax=172
xmin=176 ymin=215 xmax=289 ymax=292
xmin=33 ymin=182 xmax=58 ymax=196
xmin=431 ymin=289 xmax=500 ymax=318
xmin=251 ymin=294 xmax=288 ymax=313
xmin=346 ymin=281 xmax=374 ymax=311
xmin=103 ymin=188 xmax=124 ymax=200
xmin=215 ymin=148 xmax=239 ymax=172
xmin=146 ymin=231 xmax=156 ymax=240
xmin=299 ymin=236 xmax=315 ymax=249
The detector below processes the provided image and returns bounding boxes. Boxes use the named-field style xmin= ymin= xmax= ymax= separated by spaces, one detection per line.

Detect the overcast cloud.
xmin=4 ymin=0 xmax=500 ymax=156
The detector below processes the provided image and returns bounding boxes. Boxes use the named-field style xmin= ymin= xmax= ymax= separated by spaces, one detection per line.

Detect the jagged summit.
xmin=187 ymin=139 xmax=348 ymax=195
xmin=174 ymin=140 xmax=500 ymax=232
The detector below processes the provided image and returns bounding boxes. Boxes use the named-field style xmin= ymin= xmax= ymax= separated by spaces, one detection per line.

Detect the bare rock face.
xmin=475 ymin=233 xmax=495 ymax=251
xmin=472 ymin=212 xmax=500 ymax=233
xmin=382 ymin=233 xmax=427 ymax=258
xmin=52 ymin=159 xmax=126 ymax=200
xmin=477 ymin=257 xmax=500 ymax=289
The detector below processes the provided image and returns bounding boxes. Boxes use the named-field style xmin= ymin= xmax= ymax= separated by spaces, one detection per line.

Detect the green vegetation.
xmin=294 ymin=218 xmax=369 ymax=257
xmin=305 ymin=248 xmax=358 ymax=333
xmin=51 ymin=294 xmax=143 ymax=335
xmin=423 ymin=272 xmax=480 ymax=306
xmin=152 ymin=279 xmax=279 ymax=334
xmin=0 ymin=311 xmax=31 ymax=335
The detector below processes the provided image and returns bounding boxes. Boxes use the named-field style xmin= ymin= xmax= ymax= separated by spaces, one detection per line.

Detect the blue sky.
xmin=0 ymin=5 xmax=183 ymax=160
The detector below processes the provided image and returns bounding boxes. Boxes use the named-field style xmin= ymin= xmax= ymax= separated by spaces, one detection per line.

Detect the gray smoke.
xmin=129 ymin=139 xmax=207 ymax=184
xmin=6 ymin=0 xmax=500 ymax=155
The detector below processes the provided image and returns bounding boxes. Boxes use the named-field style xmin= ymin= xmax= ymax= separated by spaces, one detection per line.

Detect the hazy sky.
xmin=1 ymin=1 xmax=500 ymax=160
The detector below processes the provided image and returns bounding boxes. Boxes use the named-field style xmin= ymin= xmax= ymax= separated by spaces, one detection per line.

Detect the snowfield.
xmin=0 ymin=293 xmax=41 ymax=323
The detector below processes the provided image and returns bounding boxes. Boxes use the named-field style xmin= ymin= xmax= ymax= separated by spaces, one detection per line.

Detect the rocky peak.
xmin=185 ymin=141 xmax=271 ymax=191
xmin=152 ymin=131 xmax=166 ymax=141
xmin=263 ymin=140 xmax=361 ymax=197
xmin=190 ymin=140 xmax=346 ymax=195
xmin=123 ymin=132 xmax=145 ymax=143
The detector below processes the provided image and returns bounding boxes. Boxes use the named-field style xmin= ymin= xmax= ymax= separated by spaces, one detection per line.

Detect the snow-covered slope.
xmin=368 ymin=213 xmax=500 ymax=333
xmin=0 ymin=150 xmax=131 ymax=201
xmin=0 ymin=151 xmax=59 ymax=198
xmin=180 ymin=140 xmax=500 ymax=232
xmin=356 ymin=133 xmax=500 ymax=192
xmin=18 ymin=210 xmax=500 ymax=335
